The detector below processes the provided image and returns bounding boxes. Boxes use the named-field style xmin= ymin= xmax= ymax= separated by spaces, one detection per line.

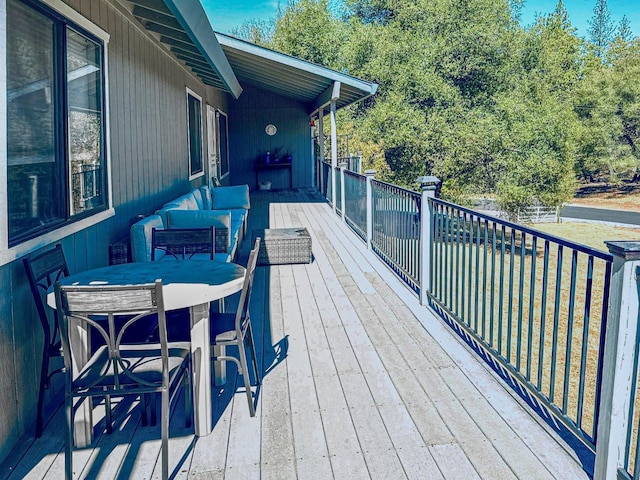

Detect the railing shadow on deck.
xmin=429 ymin=300 xmax=596 ymax=475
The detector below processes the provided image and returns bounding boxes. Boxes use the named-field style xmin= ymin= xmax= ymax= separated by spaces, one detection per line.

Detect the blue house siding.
xmin=229 ymin=84 xmax=312 ymax=190
xmin=0 ymin=0 xmax=228 ymax=461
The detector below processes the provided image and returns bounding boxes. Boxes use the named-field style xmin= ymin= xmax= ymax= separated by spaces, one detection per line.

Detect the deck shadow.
xmin=429 ymin=300 xmax=596 ymax=477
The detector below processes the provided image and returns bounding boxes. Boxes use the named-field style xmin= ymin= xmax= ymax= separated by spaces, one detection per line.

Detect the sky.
xmin=204 ymin=0 xmax=639 ymax=39
xmin=520 ymin=0 xmax=639 ymax=38
xmin=202 ymin=0 xmax=279 ymax=35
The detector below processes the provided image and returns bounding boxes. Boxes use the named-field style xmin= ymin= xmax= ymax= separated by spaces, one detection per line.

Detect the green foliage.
xmin=264 ymin=0 xmax=639 ymax=217
xmin=587 ymin=0 xmax=615 ymax=59
xmin=230 ymin=18 xmax=275 ymax=46
xmin=617 ymin=15 xmax=633 ymax=43
xmin=270 ymin=0 xmax=347 ymax=69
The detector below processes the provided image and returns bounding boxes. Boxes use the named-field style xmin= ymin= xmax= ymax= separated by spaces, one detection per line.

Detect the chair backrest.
xmin=151 ymin=227 xmax=215 ymax=261
xmin=234 ymin=237 xmax=261 ymax=336
xmin=54 ymin=280 xmax=170 ymax=391
xmin=23 ymin=244 xmax=70 ymax=352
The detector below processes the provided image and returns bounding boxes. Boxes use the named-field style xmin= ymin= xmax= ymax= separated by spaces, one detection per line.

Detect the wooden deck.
xmin=1 ymin=189 xmax=591 ymax=479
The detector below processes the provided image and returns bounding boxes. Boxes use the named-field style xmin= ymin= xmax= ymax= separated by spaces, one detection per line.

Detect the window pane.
xmin=188 ymin=94 xmax=203 ymax=176
xmin=7 ymin=0 xmax=63 ymax=242
xmin=67 ymin=28 xmax=105 ymax=215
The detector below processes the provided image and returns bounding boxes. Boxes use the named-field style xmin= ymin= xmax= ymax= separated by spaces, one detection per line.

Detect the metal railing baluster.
xmin=537 ymin=240 xmax=550 ymax=390
xmin=526 ymin=236 xmax=538 ymax=381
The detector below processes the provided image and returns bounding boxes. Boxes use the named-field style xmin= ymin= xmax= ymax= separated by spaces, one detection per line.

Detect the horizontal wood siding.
xmin=229 ymin=84 xmax=312 ymax=190
xmin=0 ymin=0 xmax=228 ymax=461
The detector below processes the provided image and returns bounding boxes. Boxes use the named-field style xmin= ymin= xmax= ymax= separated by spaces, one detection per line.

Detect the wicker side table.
xmin=253 ymin=228 xmax=312 ymax=265
xmin=109 ymin=235 xmax=131 ymax=265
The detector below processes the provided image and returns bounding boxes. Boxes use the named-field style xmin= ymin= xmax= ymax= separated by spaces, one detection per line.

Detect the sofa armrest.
xmin=130 ymin=214 xmax=164 ymax=262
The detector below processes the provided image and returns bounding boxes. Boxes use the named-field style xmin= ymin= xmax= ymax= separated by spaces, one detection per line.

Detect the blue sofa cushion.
xmin=130 ymin=215 xmax=165 ymax=262
xmin=191 ymin=188 xmax=205 ymax=210
xmin=211 ymin=184 xmax=250 ymax=210
xmin=166 ymin=210 xmax=231 ymax=253
xmin=199 ymin=185 xmax=212 ymax=210
xmin=172 ymin=194 xmax=199 ymax=211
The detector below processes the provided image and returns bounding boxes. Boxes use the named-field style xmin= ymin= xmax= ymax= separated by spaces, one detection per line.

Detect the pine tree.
xmin=617 ymin=15 xmax=633 ymax=42
xmin=587 ymin=0 xmax=614 ymax=58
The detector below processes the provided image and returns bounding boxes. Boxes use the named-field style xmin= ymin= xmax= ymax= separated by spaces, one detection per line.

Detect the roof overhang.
xmin=215 ymin=33 xmax=378 ymax=115
xmin=126 ymin=0 xmax=242 ymax=98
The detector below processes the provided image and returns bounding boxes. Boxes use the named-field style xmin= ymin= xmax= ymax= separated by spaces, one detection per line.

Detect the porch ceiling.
xmin=215 ymin=33 xmax=379 ymax=114
xmin=126 ymin=0 xmax=243 ymax=98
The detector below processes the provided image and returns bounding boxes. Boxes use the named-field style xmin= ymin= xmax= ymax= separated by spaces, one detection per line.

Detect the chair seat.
xmin=163 ymin=311 xmax=239 ymax=343
xmin=74 ymin=342 xmax=190 ymax=390
xmin=209 ymin=312 xmax=238 ymax=342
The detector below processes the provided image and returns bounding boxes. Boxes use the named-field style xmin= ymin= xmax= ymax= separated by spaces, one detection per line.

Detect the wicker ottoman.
xmin=253 ymin=228 xmax=312 ymax=265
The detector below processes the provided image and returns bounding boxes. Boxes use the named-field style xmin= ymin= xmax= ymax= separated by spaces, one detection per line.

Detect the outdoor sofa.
xmin=130 ymin=184 xmax=250 ymax=263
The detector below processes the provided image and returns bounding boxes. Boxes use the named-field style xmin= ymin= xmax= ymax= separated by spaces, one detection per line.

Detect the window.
xmin=218 ymin=111 xmax=229 ymax=178
xmin=6 ymin=0 xmax=108 ymax=247
xmin=187 ymin=89 xmax=203 ymax=179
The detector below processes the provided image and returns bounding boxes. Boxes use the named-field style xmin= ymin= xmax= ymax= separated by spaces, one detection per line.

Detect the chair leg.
xmin=141 ymin=394 xmax=148 ymax=426
xmin=161 ymin=389 xmax=169 ymax=480
xmin=65 ymin=395 xmax=73 ymax=480
xmin=151 ymin=393 xmax=157 ymax=426
xmin=237 ymin=340 xmax=256 ymax=417
xmin=36 ymin=347 xmax=50 ymax=438
xmin=184 ymin=364 xmax=192 ymax=428
xmin=105 ymin=395 xmax=112 ymax=434
xmin=245 ymin=323 xmax=261 ymax=385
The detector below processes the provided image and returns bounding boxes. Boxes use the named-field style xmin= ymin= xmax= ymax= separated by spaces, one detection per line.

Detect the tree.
xmin=587 ymin=0 xmax=614 ymax=59
xmin=510 ymin=0 xmax=524 ymax=22
xmin=343 ymin=0 xmax=397 ymax=25
xmin=269 ymin=0 xmax=347 ymax=69
xmin=230 ymin=18 xmax=275 ymax=46
xmin=617 ymin=15 xmax=633 ymax=43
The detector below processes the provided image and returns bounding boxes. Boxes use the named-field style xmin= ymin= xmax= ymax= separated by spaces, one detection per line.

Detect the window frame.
xmin=217 ymin=109 xmax=230 ymax=179
xmin=0 ymin=0 xmax=113 ymax=266
xmin=186 ymin=87 xmax=204 ymax=181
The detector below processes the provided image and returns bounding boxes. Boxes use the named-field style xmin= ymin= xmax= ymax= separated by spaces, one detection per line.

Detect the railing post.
xmin=318 ymin=112 xmax=325 ymax=196
xmin=595 ymin=242 xmax=640 ymax=480
xmin=339 ymin=162 xmax=347 ymax=222
xmin=330 ymin=100 xmax=338 ymax=213
xmin=365 ymin=169 xmax=376 ymax=250
xmin=416 ymin=176 xmax=440 ymax=306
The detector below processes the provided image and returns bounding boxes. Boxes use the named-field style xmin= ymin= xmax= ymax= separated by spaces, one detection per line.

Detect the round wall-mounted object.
xmin=265 ymin=124 xmax=277 ymax=136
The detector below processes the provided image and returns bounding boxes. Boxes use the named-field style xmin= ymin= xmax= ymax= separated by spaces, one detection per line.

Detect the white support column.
xmin=310 ymin=118 xmax=315 ymax=188
xmin=594 ymin=241 xmax=640 ymax=480
xmin=339 ymin=162 xmax=347 ymax=222
xmin=365 ymin=169 xmax=375 ymax=250
xmin=330 ymin=99 xmax=338 ymax=213
xmin=318 ymin=112 xmax=325 ymax=195
xmin=417 ymin=176 xmax=440 ymax=306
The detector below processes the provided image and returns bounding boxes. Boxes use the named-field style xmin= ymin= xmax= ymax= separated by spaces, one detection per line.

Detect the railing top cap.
xmin=606 ymin=241 xmax=640 ymax=260
xmin=416 ymin=175 xmax=440 ymax=186
xmin=365 ymin=169 xmax=376 ymax=176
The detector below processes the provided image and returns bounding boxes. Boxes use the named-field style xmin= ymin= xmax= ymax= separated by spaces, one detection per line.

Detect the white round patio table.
xmin=47 ymin=259 xmax=245 ymax=445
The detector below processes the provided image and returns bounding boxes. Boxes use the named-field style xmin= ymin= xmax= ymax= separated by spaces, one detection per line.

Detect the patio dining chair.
xmin=151 ymin=227 xmax=215 ymax=261
xmin=210 ymin=237 xmax=261 ymax=416
xmin=23 ymin=244 xmax=69 ymax=438
xmin=54 ymin=280 xmax=192 ymax=480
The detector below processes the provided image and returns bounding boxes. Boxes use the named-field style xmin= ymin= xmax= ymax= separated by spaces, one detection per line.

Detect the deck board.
xmin=2 ymin=188 xmax=590 ymax=479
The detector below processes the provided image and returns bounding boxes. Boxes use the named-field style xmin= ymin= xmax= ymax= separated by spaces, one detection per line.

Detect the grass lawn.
xmin=572 ymin=182 xmax=640 ymax=210
xmin=533 ymin=222 xmax=640 ymax=253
